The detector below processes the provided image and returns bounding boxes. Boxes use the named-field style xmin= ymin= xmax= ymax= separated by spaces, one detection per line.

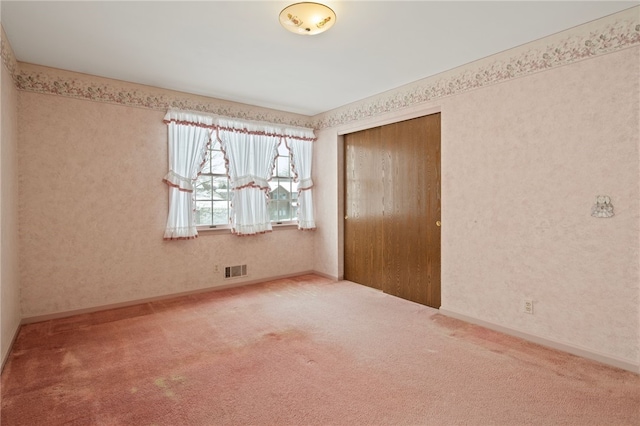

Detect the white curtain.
xmin=162 ymin=109 xmax=316 ymax=238
xmin=287 ymin=138 xmax=316 ymax=230
xmin=163 ymin=115 xmax=212 ymax=239
xmin=218 ymin=121 xmax=280 ymax=235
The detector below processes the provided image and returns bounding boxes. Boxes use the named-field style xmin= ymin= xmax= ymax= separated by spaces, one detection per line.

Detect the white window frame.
xmin=269 ymin=141 xmax=298 ymax=226
xmin=195 ymin=140 xmax=297 ymax=233
xmin=194 ymin=138 xmax=233 ymax=232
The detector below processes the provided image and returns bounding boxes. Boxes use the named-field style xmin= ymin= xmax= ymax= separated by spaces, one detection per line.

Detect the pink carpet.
xmin=2 ymin=274 xmax=639 ymax=425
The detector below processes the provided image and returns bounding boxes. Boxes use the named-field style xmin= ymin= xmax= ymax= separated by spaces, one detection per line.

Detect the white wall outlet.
xmin=522 ymin=299 xmax=534 ymax=314
xmin=214 ymin=264 xmax=219 ymax=273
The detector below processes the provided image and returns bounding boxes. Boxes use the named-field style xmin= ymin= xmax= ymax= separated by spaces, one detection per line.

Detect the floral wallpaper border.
xmin=2 ymin=8 xmax=639 ymax=129
xmin=1 ymin=26 xmax=18 ymax=81
xmin=312 ymin=9 xmax=640 ymax=129
xmin=13 ymin=64 xmax=312 ymax=128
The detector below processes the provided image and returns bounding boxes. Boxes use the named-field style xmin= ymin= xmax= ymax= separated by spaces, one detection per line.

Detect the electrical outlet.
xmin=214 ymin=264 xmax=219 ymax=273
xmin=522 ymin=299 xmax=534 ymax=314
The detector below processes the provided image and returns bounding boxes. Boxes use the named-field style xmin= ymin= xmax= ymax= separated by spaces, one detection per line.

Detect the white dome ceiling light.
xmin=279 ymin=2 xmax=336 ymax=36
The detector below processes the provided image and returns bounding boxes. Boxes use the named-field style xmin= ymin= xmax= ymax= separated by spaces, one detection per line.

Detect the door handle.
xmin=345 ymin=215 xmax=348 ymax=220
xmin=436 ymin=220 xmax=441 ymax=227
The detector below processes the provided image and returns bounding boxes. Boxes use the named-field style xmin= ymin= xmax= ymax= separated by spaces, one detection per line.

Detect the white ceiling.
xmin=2 ymin=1 xmax=637 ymax=116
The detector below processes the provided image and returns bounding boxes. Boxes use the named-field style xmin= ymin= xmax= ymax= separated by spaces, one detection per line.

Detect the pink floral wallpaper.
xmin=312 ymin=8 xmax=640 ymax=370
xmin=439 ymin=46 xmax=639 ymax=366
xmin=17 ymin=93 xmax=316 ymax=318
xmin=1 ymin=47 xmax=21 ymax=363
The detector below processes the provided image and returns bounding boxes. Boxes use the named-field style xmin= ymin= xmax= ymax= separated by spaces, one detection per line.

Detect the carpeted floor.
xmin=2 ymin=274 xmax=639 ymax=425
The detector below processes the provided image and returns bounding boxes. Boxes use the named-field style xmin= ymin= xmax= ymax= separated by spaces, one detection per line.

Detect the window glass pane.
xmin=268 ymin=181 xmax=277 ymax=196
xmin=194 ymin=141 xmax=308 ymax=228
xmin=279 ymin=184 xmax=289 ymax=200
xmin=195 ymin=176 xmax=213 ymax=200
xmin=212 ymin=176 xmax=230 ymax=200
xmin=212 ymin=201 xmax=229 ymax=225
xmin=195 ymin=201 xmax=213 ymax=226
xmin=269 ymin=201 xmax=280 ymax=222
xmin=211 ymin=150 xmax=227 ymax=175
xmin=279 ymin=176 xmax=292 ymax=193
xmin=281 ymin=200 xmax=293 ymax=221
xmin=269 ymin=197 xmax=296 ymax=222
xmin=276 ymin=156 xmax=290 ymax=177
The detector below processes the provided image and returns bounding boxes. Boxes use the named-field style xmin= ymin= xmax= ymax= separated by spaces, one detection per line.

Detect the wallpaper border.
xmin=3 ymin=7 xmax=639 ymax=129
xmin=14 ymin=63 xmax=312 ymax=127
xmin=0 ymin=25 xmax=18 ymax=82
xmin=312 ymin=8 xmax=640 ymax=129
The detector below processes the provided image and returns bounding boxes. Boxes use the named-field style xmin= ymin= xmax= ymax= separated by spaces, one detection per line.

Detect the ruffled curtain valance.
xmin=163 ymin=109 xmax=316 ymax=142
xmin=162 ymin=109 xmax=317 ymax=238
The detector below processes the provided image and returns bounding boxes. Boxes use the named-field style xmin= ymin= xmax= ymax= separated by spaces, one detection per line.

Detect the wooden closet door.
xmin=344 ymin=126 xmax=385 ymax=290
xmin=344 ymin=113 xmax=441 ymax=308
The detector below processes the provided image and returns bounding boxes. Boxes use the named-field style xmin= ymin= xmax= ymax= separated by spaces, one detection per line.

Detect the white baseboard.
xmin=14 ymin=278 xmax=638 ymax=375
xmin=22 ymin=270 xmax=319 ymax=324
xmin=312 ymin=270 xmax=340 ymax=281
xmin=1 ymin=321 xmax=22 ymax=372
xmin=439 ymin=307 xmax=639 ymax=374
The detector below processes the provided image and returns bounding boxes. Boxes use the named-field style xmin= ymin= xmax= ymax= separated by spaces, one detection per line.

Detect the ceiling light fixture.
xmin=279 ymin=2 xmax=336 ymax=36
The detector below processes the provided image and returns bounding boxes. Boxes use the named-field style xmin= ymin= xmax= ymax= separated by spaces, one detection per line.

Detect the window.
xmin=194 ymin=140 xmax=297 ymax=228
xmin=195 ymin=139 xmax=231 ymax=228
xmin=269 ymin=142 xmax=298 ymax=224
xmin=163 ymin=110 xmax=315 ymax=238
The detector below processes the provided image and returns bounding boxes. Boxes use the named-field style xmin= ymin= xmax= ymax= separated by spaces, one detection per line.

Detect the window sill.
xmin=197 ymin=225 xmax=232 ymax=235
xmin=196 ymin=222 xmax=298 ymax=235
xmin=272 ymin=221 xmax=298 ymax=230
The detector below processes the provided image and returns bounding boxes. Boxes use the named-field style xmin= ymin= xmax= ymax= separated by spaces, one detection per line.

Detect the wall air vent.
xmin=224 ymin=264 xmax=247 ymax=279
